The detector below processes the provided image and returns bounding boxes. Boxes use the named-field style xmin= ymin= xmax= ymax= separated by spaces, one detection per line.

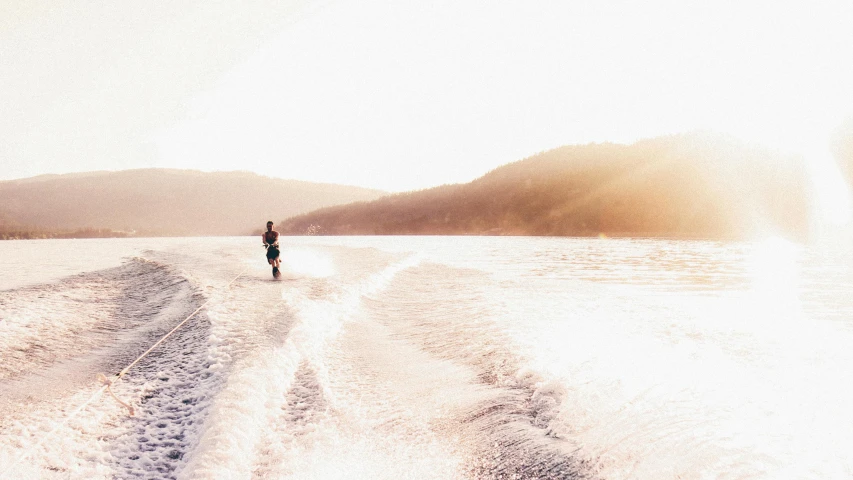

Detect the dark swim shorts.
xmin=266 ymin=245 xmax=280 ymax=260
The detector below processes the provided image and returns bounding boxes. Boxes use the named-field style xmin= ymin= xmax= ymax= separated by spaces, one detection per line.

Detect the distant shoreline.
xmin=1 ymin=231 xmax=749 ymax=242
xmin=0 ymin=228 xmax=133 ymax=240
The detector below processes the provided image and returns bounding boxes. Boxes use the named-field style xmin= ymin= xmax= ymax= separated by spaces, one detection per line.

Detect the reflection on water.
xmin=2 ymin=235 xmax=852 ymax=479
xmin=488 ymin=237 xmax=852 ymax=479
xmin=280 ymin=234 xmax=853 ymax=478
xmin=530 ymin=239 xmax=752 ymax=291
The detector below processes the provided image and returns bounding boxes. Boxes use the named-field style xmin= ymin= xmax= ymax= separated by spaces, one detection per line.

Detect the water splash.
xmin=280 ymin=248 xmax=336 ymax=278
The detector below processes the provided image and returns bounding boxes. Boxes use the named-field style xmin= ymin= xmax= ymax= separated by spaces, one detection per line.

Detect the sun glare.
xmin=748 ymin=236 xmax=802 ymax=307
xmin=804 ymin=146 xmax=853 ymax=226
xmin=722 ymin=120 xmax=853 ymax=230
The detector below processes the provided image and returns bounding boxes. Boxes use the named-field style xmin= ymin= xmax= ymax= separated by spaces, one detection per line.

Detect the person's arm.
xmin=272 ymin=231 xmax=280 ymax=246
xmin=262 ymin=232 xmax=268 ymax=247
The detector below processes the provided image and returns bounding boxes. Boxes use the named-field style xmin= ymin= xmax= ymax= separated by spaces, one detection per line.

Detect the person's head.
xmin=266 ymin=221 xmax=274 ymax=231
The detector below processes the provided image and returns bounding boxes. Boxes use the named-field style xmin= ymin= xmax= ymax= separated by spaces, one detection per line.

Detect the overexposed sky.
xmin=2 ymin=0 xmax=853 ymax=191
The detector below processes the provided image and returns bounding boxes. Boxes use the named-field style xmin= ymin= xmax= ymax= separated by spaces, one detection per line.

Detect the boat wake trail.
xmin=340 ymin=261 xmax=597 ymax=479
xmin=0 ymin=257 xmax=213 ymax=478
xmin=3 ymin=242 xmax=593 ymax=479
xmin=105 ymin=309 xmax=217 ymax=479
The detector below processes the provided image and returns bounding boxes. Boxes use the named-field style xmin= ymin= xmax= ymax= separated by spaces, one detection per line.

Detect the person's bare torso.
xmin=264 ymin=230 xmax=279 ymax=245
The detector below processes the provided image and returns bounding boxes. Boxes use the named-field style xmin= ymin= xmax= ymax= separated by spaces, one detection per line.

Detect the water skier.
xmin=262 ymin=221 xmax=281 ymax=278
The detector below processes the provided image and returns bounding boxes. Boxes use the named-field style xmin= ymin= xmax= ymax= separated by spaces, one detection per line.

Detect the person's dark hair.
xmin=267 ymin=221 xmax=274 ymax=226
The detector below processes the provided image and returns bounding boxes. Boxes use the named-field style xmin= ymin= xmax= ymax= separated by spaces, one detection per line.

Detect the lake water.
xmin=1 ymin=235 xmax=852 ymax=479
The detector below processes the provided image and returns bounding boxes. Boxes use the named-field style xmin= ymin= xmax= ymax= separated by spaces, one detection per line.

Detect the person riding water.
xmin=262 ymin=221 xmax=281 ymax=277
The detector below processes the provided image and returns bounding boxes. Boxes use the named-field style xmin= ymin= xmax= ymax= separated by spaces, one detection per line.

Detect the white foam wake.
xmin=179 ymin=255 xmax=421 ymax=478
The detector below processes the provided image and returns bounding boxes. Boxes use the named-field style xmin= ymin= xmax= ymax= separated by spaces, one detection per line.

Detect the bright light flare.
xmin=747 ymin=236 xmax=802 ymax=307
xmin=804 ymin=145 xmax=853 ymax=226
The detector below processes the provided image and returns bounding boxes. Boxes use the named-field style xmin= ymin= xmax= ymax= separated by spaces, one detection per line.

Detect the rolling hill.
xmin=279 ymin=133 xmax=812 ymax=240
xmin=0 ymin=169 xmax=386 ymax=237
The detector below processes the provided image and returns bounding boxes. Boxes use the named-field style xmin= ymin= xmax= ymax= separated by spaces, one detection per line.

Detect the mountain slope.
xmin=0 ymin=169 xmax=386 ymax=236
xmin=280 ymin=133 xmax=811 ymax=239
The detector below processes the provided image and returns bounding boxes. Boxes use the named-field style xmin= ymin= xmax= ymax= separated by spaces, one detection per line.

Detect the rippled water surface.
xmin=1 ymin=235 xmax=852 ymax=479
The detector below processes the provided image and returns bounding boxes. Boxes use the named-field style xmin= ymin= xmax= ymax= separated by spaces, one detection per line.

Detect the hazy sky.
xmin=2 ymin=0 xmax=853 ymax=192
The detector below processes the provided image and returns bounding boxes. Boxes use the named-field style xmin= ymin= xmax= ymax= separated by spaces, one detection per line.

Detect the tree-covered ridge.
xmin=280 ymin=133 xmax=811 ymax=239
xmin=0 ymin=169 xmax=386 ymax=237
xmin=0 ymin=227 xmax=131 ymax=240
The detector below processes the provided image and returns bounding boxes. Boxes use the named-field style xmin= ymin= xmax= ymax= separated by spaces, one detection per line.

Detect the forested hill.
xmin=280 ymin=133 xmax=811 ymax=239
xmin=0 ymin=169 xmax=385 ymax=237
